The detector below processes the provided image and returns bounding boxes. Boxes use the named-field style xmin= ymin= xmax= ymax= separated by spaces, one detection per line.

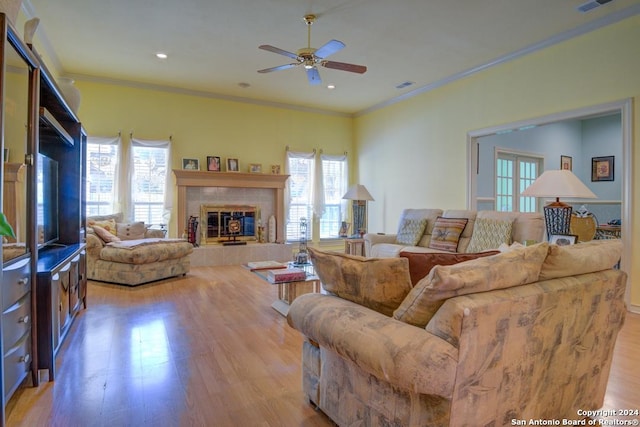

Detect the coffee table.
xmin=253 ymin=263 xmax=321 ymax=316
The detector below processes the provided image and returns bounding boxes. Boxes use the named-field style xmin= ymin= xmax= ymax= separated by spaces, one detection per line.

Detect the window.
xmin=496 ymin=151 xmax=540 ymax=212
xmin=86 ymin=136 xmax=120 ymax=216
xmin=319 ymin=155 xmax=348 ymax=239
xmin=131 ymin=143 xmax=169 ymax=225
xmin=286 ymin=153 xmax=314 ymax=241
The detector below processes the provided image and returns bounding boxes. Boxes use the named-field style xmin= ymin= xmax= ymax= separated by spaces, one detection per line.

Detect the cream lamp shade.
xmin=521 ymin=169 xmax=596 ymax=238
xmin=342 ymin=184 xmax=374 ymax=237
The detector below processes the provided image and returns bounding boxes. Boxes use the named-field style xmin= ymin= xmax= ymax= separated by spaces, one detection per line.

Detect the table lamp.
xmin=521 ymin=170 xmax=596 ymax=239
xmin=342 ymin=184 xmax=374 ymax=237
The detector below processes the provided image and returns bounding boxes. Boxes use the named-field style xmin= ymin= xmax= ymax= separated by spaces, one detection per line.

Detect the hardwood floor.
xmin=5 ymin=266 xmax=640 ymax=426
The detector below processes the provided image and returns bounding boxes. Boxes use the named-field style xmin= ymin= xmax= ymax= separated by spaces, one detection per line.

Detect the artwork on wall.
xmin=207 ymin=156 xmax=221 ymax=171
xmin=249 ymin=163 xmax=262 ymax=173
xmin=227 ymin=158 xmax=239 ymax=172
xmin=271 ymin=164 xmax=281 ymax=174
xmin=560 ymin=155 xmax=572 ymax=171
xmin=591 ymin=156 xmax=614 ymax=182
xmin=182 ymin=158 xmax=199 ymax=170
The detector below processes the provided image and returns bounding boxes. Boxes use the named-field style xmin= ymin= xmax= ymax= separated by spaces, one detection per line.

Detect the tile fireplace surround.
xmin=173 ymin=170 xmax=294 ymax=266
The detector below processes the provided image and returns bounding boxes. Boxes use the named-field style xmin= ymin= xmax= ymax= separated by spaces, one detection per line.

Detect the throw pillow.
xmin=466 ymin=218 xmax=514 ymax=253
xmin=92 ymin=225 xmax=121 ymax=243
xmin=427 ymin=217 xmax=468 ymax=252
xmin=87 ymin=218 xmax=117 ymax=235
xmin=308 ymin=247 xmax=413 ymax=316
xmin=393 ymin=242 xmax=549 ymax=328
xmin=539 ymin=239 xmax=623 ymax=280
xmin=395 ymin=218 xmax=428 ymax=246
xmin=399 ymin=250 xmax=500 ymax=285
xmin=116 ymin=222 xmax=146 ymax=240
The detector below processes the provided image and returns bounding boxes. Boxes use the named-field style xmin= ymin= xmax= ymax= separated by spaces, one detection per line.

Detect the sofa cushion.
xmin=466 ymin=217 xmax=514 ymax=253
xmin=539 ymin=239 xmax=623 ymax=280
xmin=92 ymin=225 xmax=121 ymax=243
xmin=395 ymin=218 xmax=428 ymax=246
xmin=428 ymin=217 xmax=468 ymax=253
xmin=308 ymin=247 xmax=413 ymax=316
xmin=400 ymin=250 xmax=500 ymax=285
xmin=88 ymin=218 xmax=117 ymax=235
xmin=393 ymin=242 xmax=549 ymax=327
xmin=117 ymin=222 xmax=146 ymax=240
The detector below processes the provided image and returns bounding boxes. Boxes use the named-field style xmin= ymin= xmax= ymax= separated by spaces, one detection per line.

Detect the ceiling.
xmin=21 ymin=0 xmax=640 ymax=115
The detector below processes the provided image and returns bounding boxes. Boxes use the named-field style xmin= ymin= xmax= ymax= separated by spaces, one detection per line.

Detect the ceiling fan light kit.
xmin=258 ymin=14 xmax=367 ymax=86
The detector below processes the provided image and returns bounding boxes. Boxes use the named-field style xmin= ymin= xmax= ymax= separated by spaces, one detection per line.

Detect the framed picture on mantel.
xmin=227 ymin=158 xmax=239 ymax=172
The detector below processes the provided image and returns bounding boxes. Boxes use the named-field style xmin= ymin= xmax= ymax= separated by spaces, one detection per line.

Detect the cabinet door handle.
xmin=19 ymin=315 xmax=30 ymax=324
xmin=18 ymin=277 xmax=29 ymax=286
xmin=20 ymin=354 xmax=31 ymax=365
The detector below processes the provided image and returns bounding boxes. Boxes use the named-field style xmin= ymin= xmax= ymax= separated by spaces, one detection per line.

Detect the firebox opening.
xmin=200 ymin=205 xmax=259 ymax=244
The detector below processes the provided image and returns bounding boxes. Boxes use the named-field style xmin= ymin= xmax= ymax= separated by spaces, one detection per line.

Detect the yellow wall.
xmin=75 ymin=81 xmax=354 ymax=237
xmin=354 ymin=16 xmax=640 ymax=306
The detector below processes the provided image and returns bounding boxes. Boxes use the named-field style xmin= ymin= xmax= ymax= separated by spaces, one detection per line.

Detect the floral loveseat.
xmin=364 ymin=208 xmax=545 ymax=257
xmin=288 ymin=241 xmax=626 ymax=426
xmin=86 ymin=213 xmax=193 ymax=286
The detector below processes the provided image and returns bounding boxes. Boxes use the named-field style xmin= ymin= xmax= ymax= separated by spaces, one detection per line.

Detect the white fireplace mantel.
xmin=173 ymin=170 xmax=289 ymax=242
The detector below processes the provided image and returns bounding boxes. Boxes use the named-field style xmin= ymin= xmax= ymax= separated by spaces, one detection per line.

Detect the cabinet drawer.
xmin=2 ymin=257 xmax=31 ymax=310
xmin=2 ymin=292 xmax=31 ymax=350
xmin=3 ymin=329 xmax=31 ymax=400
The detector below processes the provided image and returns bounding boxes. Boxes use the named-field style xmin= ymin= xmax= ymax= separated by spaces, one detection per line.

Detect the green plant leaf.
xmin=0 ymin=212 xmax=16 ymax=239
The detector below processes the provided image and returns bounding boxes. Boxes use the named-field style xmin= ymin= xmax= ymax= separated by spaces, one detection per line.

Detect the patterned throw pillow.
xmin=92 ymin=225 xmax=122 ymax=243
xmin=87 ymin=218 xmax=117 ymax=235
xmin=116 ymin=222 xmax=146 ymax=240
xmin=428 ymin=217 xmax=468 ymax=252
xmin=395 ymin=218 xmax=428 ymax=246
xmin=466 ymin=218 xmax=514 ymax=253
xmin=394 ymin=242 xmax=549 ymax=328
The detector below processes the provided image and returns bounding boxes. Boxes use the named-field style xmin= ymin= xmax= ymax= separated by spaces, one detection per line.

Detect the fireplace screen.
xmin=200 ymin=205 xmax=259 ymax=244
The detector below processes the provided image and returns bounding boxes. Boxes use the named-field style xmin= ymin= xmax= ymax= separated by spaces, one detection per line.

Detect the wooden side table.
xmin=344 ymin=238 xmax=365 ymax=256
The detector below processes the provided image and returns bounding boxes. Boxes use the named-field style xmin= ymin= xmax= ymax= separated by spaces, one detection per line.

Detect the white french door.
xmin=495 ymin=151 xmax=541 ymax=213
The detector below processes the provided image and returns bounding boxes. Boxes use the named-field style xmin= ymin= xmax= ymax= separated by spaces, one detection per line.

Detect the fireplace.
xmin=201 ymin=205 xmax=259 ymax=245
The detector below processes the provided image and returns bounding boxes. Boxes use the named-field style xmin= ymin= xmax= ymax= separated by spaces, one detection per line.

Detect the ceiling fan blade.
xmin=314 ymin=39 xmax=345 ymax=59
xmin=259 ymin=45 xmax=299 ymax=60
xmin=322 ymin=60 xmax=367 ymax=74
xmin=307 ymin=67 xmax=322 ymax=85
xmin=257 ymin=63 xmax=299 ymax=73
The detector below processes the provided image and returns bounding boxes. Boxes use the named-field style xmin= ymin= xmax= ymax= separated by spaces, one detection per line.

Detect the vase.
xmin=57 ymin=77 xmax=81 ymax=114
xmin=0 ymin=0 xmax=22 ymax=25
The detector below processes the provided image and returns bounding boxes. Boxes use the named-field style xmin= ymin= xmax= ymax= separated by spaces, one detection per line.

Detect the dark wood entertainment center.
xmin=1 ymin=14 xmax=87 ymax=425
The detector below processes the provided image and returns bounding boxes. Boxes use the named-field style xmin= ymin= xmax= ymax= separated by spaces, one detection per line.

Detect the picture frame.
xmin=249 ymin=163 xmax=262 ymax=173
xmin=182 ymin=158 xmax=199 ymax=170
xmin=271 ymin=164 xmax=281 ymax=175
xmin=207 ymin=156 xmax=221 ymax=172
xmin=549 ymin=234 xmax=578 ymax=246
xmin=560 ymin=155 xmax=572 ymax=171
xmin=591 ymin=156 xmax=614 ymax=182
xmin=226 ymin=158 xmax=239 ymax=172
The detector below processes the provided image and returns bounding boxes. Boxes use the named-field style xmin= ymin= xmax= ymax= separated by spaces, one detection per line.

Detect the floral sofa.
xmin=364 ymin=208 xmax=545 ymax=257
xmin=86 ymin=213 xmax=193 ymax=286
xmin=288 ymin=241 xmax=626 ymax=426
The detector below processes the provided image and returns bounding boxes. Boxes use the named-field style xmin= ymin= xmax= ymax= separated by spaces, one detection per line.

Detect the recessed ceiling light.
xmin=327 ymin=84 xmax=336 ymax=90
xmin=156 ymin=52 xmax=168 ymax=59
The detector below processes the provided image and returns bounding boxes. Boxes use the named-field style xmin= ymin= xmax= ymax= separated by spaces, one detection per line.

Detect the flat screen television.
xmin=37 ymin=153 xmax=59 ymax=247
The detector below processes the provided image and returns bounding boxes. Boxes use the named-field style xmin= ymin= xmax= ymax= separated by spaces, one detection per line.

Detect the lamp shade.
xmin=521 ymin=170 xmax=596 ymax=200
xmin=342 ymin=184 xmax=375 ymax=201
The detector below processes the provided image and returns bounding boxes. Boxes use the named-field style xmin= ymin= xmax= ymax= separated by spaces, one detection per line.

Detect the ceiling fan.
xmin=257 ymin=14 xmax=367 ymax=85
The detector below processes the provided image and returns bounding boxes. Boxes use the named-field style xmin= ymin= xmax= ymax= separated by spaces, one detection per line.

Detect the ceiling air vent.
xmin=577 ymin=0 xmax=613 ymax=13
xmin=395 ymin=81 xmax=414 ymax=89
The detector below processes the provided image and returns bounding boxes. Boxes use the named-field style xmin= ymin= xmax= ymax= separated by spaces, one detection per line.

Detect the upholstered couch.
xmin=288 ymin=241 xmax=626 ymax=426
xmin=86 ymin=213 xmax=193 ymax=286
xmin=364 ymin=208 xmax=545 ymax=257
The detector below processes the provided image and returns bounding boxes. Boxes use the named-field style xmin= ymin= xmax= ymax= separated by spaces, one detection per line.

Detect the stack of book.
xmin=267 ymin=267 xmax=306 ymax=283
xmin=246 ymin=260 xmax=287 ymax=271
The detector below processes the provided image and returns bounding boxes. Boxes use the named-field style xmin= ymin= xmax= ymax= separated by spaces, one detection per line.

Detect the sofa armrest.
xmin=363 ymin=233 xmax=397 ymax=256
xmin=287 ymin=293 xmax=458 ymax=398
xmin=85 ymin=232 xmax=105 ymax=259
